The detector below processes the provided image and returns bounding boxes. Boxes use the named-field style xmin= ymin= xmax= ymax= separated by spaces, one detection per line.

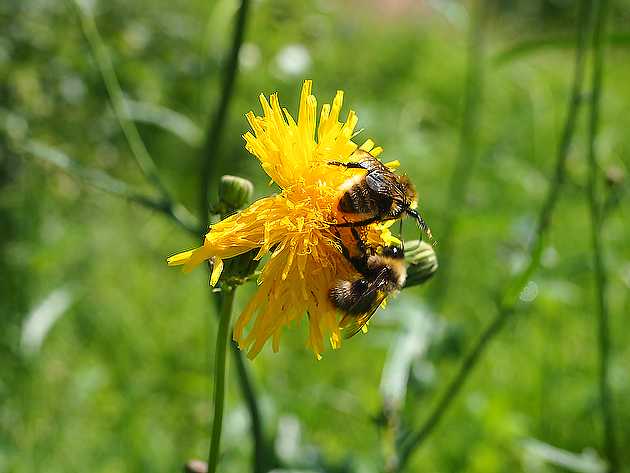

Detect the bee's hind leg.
xmin=327 ymin=161 xmax=365 ymax=169
xmin=332 ymin=228 xmax=352 ymax=262
xmin=350 ymin=226 xmax=368 ymax=256
xmin=332 ymin=226 xmax=369 ymax=274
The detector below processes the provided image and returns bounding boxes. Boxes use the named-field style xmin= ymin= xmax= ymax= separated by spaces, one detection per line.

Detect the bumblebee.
xmin=329 ymin=228 xmax=407 ymax=339
xmin=329 ymin=149 xmax=433 ymax=240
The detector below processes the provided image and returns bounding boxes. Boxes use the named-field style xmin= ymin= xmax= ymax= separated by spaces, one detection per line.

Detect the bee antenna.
xmin=398 ymin=218 xmax=404 ymax=252
xmin=407 ymin=208 xmax=433 ymax=241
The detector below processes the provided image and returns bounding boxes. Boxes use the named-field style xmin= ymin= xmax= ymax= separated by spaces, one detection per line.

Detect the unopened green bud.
xmin=404 ymin=240 xmax=438 ymax=288
xmin=218 ymin=175 xmax=253 ymax=215
xmin=209 ymin=176 xmax=257 ymax=289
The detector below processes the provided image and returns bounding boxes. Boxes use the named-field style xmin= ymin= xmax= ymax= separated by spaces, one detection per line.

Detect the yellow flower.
xmin=168 ymin=80 xmax=397 ymax=358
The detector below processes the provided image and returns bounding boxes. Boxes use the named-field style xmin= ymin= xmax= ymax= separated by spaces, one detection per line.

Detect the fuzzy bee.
xmin=329 ymin=228 xmax=407 ymax=338
xmin=329 ymin=149 xmax=433 ymax=240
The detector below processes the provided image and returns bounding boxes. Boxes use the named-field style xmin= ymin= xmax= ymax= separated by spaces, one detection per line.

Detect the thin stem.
xmin=431 ymin=0 xmax=488 ymax=303
xmin=73 ymin=2 xmax=163 ymax=195
xmin=211 ymin=285 xmax=272 ymax=473
xmin=71 ymin=0 xmax=197 ymax=229
xmin=387 ymin=2 xmax=487 ymax=467
xmin=230 ymin=340 xmax=271 ymax=473
xmin=494 ymin=31 xmax=630 ymax=66
xmin=585 ymin=0 xmax=618 ymax=470
xmin=395 ymin=0 xmax=593 ymax=469
xmin=24 ymin=141 xmax=199 ymax=235
xmin=397 ymin=307 xmax=513 ymax=468
xmin=199 ymin=0 xmax=251 ymax=227
xmin=207 ymin=289 xmax=235 ymax=473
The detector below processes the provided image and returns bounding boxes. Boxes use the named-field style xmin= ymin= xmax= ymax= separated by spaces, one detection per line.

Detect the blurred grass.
xmin=2 ymin=0 xmax=630 ymax=472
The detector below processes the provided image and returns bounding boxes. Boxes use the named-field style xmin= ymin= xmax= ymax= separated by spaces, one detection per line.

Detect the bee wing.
xmin=365 ymin=171 xmax=407 ymax=202
xmin=339 ymin=267 xmax=391 ymax=339
xmin=339 ymin=291 xmax=388 ymax=339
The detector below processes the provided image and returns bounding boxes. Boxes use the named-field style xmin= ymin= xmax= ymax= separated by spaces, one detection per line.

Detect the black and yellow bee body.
xmin=329 ymin=149 xmax=432 ymax=240
xmin=329 ymin=230 xmax=407 ymax=338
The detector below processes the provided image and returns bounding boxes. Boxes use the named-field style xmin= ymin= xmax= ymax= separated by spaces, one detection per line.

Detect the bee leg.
xmin=350 ymin=226 xmax=367 ymax=256
xmin=330 ymin=226 xmax=353 ymax=261
xmin=327 ymin=161 xmax=366 ymax=169
xmin=407 ymin=208 xmax=433 ymax=240
xmin=336 ymin=233 xmax=352 ymax=262
xmin=332 ymin=226 xmax=369 ymax=274
xmin=332 ymin=215 xmax=382 ymax=228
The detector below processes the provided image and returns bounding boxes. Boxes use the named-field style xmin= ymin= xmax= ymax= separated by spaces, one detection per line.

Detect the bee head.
xmin=399 ymin=175 xmax=417 ymax=204
xmin=381 ymin=245 xmax=405 ymax=259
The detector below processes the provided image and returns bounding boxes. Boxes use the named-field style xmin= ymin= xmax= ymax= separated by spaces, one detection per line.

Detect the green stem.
xmin=230 ymin=340 xmax=271 ymax=473
xmin=73 ymin=2 xmax=164 ymax=196
xmin=207 ymin=289 xmax=235 ymax=473
xmin=71 ymin=0 xmax=197 ymax=229
xmin=431 ymin=0 xmax=488 ymax=303
xmin=395 ymin=0 xmax=593 ymax=469
xmin=585 ymin=0 xmax=618 ymax=471
xmin=199 ymin=0 xmax=251 ymax=227
xmin=493 ymin=32 xmax=630 ymax=66
xmin=24 ymin=142 xmax=199 ymax=235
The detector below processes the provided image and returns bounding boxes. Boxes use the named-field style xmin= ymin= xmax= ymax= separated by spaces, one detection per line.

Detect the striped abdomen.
xmin=338 ymin=179 xmax=379 ymax=215
xmin=329 ymin=279 xmax=377 ymax=315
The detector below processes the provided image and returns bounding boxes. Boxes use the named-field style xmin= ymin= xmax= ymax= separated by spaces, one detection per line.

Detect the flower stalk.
xmin=205 ymin=175 xmax=257 ymax=473
xmin=207 ymin=287 xmax=235 ymax=473
xmin=585 ymin=0 xmax=618 ymax=470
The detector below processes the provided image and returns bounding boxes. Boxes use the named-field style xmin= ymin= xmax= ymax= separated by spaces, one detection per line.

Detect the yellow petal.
xmin=166 ymin=249 xmax=194 ymax=266
xmin=209 ymin=258 xmax=224 ymax=287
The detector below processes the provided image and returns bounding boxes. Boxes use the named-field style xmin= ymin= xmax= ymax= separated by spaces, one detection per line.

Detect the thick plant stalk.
xmin=585 ymin=0 xmax=618 ymax=471
xmin=207 ymin=289 xmax=235 ymax=473
xmin=395 ymin=0 xmax=593 ymax=469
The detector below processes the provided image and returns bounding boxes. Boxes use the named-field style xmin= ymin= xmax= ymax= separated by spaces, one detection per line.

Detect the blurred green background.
xmin=1 ymin=0 xmax=629 ymax=472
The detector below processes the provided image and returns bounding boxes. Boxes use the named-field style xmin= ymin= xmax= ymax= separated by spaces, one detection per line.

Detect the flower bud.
xmin=404 ymin=240 xmax=438 ymax=288
xmin=209 ymin=176 xmax=258 ymax=289
xmin=218 ymin=175 xmax=254 ymax=215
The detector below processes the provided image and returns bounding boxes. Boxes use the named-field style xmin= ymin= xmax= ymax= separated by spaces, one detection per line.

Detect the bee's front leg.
xmin=332 ymin=216 xmax=381 ymax=228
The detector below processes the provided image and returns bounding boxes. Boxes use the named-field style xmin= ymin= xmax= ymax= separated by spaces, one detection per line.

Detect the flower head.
xmin=168 ymin=81 xmax=398 ymax=358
